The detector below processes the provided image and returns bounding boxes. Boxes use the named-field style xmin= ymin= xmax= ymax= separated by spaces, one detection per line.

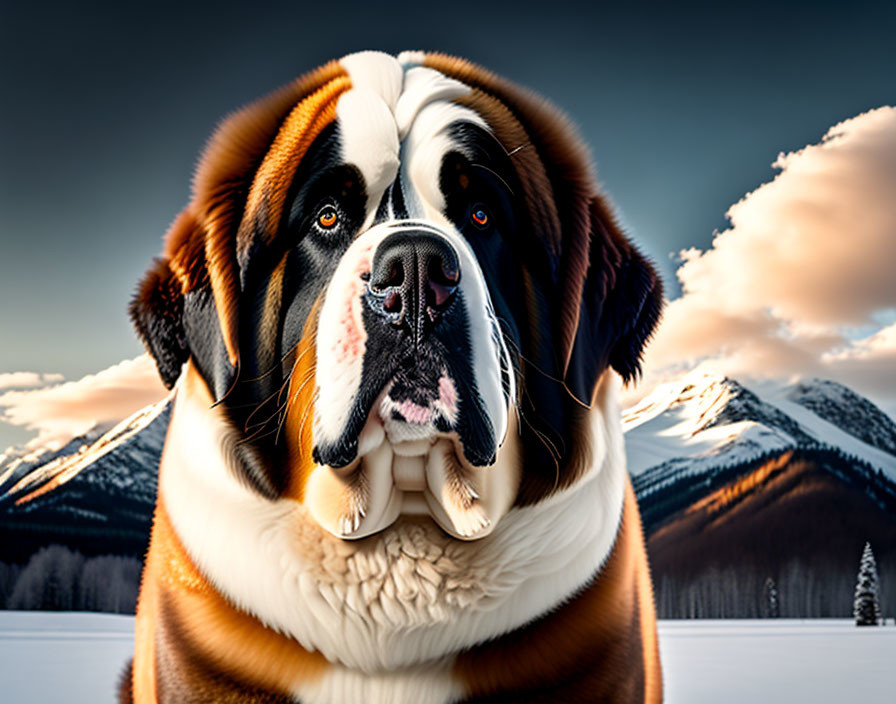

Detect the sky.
xmin=1 ymin=0 xmax=895 ymax=450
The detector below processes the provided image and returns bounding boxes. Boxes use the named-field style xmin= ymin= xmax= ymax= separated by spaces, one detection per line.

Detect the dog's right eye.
xmin=470 ymin=205 xmax=490 ymax=229
xmin=316 ymin=205 xmax=339 ymax=230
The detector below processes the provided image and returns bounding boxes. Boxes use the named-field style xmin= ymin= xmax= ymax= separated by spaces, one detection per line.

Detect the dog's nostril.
xmin=388 ymin=261 xmax=403 ymax=287
xmin=370 ymin=257 xmax=404 ymax=292
xmin=428 ymin=281 xmax=456 ymax=309
xmin=428 ymin=257 xmax=460 ymax=286
xmin=381 ymin=261 xmax=403 ymax=288
xmin=426 ymin=257 xmax=460 ymax=311
xmin=383 ymin=290 xmax=402 ymax=314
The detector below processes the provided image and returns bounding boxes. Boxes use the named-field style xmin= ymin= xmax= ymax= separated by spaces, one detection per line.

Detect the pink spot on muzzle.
xmin=438 ymin=376 xmax=458 ymax=413
xmin=331 ymin=249 xmax=373 ymax=364
xmin=395 ymin=399 xmax=433 ymax=425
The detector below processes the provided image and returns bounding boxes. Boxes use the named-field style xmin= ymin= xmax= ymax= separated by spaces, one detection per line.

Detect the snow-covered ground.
xmin=1 ymin=613 xmax=893 ymax=702
xmin=660 ymin=619 xmax=894 ymax=703
xmin=0 ymin=611 xmax=132 ymax=703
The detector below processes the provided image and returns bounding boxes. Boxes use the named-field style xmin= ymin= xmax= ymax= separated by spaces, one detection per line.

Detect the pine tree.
xmin=763 ymin=577 xmax=779 ymax=618
xmin=854 ymin=541 xmax=881 ymax=626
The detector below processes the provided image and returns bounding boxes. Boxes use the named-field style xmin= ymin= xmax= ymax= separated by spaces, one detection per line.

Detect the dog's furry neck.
xmin=158 ymin=363 xmax=626 ymax=678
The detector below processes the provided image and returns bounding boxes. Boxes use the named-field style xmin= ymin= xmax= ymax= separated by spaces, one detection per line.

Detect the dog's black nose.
xmin=367 ymin=231 xmax=460 ymax=338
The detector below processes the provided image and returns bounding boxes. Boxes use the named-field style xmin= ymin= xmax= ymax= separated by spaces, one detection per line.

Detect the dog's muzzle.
xmin=307 ymin=223 xmax=518 ymax=541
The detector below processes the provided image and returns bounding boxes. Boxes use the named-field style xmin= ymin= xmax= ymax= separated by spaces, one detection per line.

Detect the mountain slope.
xmin=625 ymin=371 xmax=896 ymax=618
xmin=624 ymin=370 xmax=896 ymax=500
xmin=0 ymin=400 xmax=169 ymax=562
xmin=648 ymin=449 xmax=896 ymax=618
xmin=787 ymin=378 xmax=896 ymax=457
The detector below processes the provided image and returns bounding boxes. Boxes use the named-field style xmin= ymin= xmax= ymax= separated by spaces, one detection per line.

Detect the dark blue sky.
xmin=2 ymin=0 xmax=894 ymax=382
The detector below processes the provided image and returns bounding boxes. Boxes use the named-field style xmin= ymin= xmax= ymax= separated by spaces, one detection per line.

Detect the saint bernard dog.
xmin=124 ymin=50 xmax=664 ymax=703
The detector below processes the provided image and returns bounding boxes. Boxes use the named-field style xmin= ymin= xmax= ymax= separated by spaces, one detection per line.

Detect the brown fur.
xmin=454 ymin=480 xmax=662 ymax=703
xmin=154 ymin=63 xmax=347 ymax=371
xmin=283 ymin=298 xmax=322 ymax=502
xmin=132 ymin=369 xmax=329 ymax=704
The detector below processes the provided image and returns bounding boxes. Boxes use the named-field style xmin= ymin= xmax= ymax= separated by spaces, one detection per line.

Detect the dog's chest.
xmin=292 ymin=661 xmax=462 ymax=704
xmin=159 ymin=370 xmax=627 ymax=675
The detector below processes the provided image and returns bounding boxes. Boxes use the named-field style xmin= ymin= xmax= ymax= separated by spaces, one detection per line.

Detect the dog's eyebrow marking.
xmin=395 ymin=66 xmax=472 ymax=138
xmin=239 ymin=77 xmax=352 ymax=261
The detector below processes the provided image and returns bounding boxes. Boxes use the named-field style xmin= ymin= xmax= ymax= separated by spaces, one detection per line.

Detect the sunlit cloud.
xmin=0 ymin=355 xmax=168 ymax=450
xmin=629 ymin=106 xmax=896 ymax=417
xmin=0 ymin=372 xmax=65 ymax=391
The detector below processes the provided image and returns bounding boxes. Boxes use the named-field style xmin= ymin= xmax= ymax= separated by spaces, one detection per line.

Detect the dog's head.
xmin=131 ymin=51 xmax=662 ymax=541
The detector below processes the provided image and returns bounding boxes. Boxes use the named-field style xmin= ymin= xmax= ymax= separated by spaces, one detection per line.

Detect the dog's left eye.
xmin=316 ymin=205 xmax=339 ymax=230
xmin=471 ymin=205 xmax=490 ymax=229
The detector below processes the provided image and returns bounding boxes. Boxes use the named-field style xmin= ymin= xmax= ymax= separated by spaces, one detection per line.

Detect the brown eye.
xmin=471 ymin=206 xmax=489 ymax=228
xmin=317 ymin=205 xmax=338 ymax=229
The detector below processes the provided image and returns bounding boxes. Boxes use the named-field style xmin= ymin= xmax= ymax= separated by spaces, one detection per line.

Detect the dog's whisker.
xmin=242 ymin=377 xmax=294 ymax=431
xmin=276 ymin=367 xmax=318 ymax=443
xmin=470 ymin=162 xmax=515 ymax=197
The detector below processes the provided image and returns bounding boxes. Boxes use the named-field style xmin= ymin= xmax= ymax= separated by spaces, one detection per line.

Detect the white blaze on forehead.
xmin=336 ymin=53 xmax=487 ymax=224
xmin=336 ymin=53 xmax=403 ymax=215
xmin=335 ymin=92 xmax=399 ymax=202
xmin=340 ymin=52 xmax=404 ymax=110
xmin=395 ymin=66 xmax=472 ymax=138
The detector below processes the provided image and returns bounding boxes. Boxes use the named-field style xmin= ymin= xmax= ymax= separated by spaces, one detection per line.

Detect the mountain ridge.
xmin=624 ymin=370 xmax=896 ymax=500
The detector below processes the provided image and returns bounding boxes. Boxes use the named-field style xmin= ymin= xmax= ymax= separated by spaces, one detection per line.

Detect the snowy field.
xmin=0 ymin=612 xmax=894 ymax=703
xmin=659 ymin=619 xmax=893 ymax=703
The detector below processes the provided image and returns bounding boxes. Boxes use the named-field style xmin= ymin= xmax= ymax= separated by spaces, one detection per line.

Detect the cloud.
xmin=0 ymin=355 xmax=168 ymax=450
xmin=674 ymin=107 xmax=896 ymax=327
xmin=630 ymin=106 xmax=896 ymax=417
xmin=0 ymin=372 xmax=65 ymax=391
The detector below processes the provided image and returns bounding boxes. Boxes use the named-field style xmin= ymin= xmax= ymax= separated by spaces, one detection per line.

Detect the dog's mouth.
xmin=305 ymin=362 xmax=518 ymax=542
xmin=377 ymin=365 xmax=458 ymax=442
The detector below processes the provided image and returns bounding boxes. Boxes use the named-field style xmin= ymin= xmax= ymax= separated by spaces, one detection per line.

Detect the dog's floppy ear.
xmin=129 ymin=60 xmax=347 ymax=395
xmin=129 ymin=207 xmax=209 ymax=390
xmin=130 ymin=256 xmax=187 ymax=389
xmin=562 ymin=196 xmax=664 ymax=405
xmin=129 ymin=197 xmax=241 ymax=398
xmin=130 ymin=199 xmax=242 ymax=399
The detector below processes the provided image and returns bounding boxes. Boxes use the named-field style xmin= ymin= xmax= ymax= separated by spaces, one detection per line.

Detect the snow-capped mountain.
xmin=0 ymin=428 xmax=110 ymax=496
xmin=627 ymin=371 xmax=896 ymax=619
xmin=624 ymin=370 xmax=896 ymax=498
xmin=786 ymin=378 xmax=896 ymax=457
xmin=0 ymin=398 xmax=170 ymax=562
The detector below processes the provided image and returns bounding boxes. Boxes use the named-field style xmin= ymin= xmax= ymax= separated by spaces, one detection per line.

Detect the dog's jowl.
xmin=125 ymin=51 xmax=664 ymax=704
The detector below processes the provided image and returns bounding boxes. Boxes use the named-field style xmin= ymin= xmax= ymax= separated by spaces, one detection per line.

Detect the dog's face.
xmin=132 ymin=51 xmax=662 ymax=542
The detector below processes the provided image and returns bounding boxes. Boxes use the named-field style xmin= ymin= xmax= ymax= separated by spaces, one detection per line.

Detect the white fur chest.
xmin=159 ymin=368 xmax=627 ymax=681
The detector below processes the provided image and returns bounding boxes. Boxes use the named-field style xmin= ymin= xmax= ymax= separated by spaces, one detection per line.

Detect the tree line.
xmin=0 ymin=544 xmax=140 ymax=614
xmin=654 ymin=552 xmax=894 ymax=620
